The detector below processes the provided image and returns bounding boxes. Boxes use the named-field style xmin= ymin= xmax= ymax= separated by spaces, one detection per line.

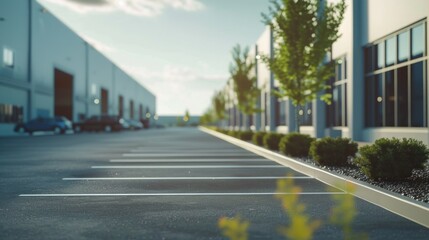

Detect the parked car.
xmin=14 ymin=116 xmax=72 ymax=135
xmin=73 ymin=115 xmax=126 ymax=132
xmin=125 ymin=119 xmax=143 ymax=130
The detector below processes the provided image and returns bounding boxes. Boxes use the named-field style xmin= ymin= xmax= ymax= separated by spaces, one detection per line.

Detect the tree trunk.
xmin=295 ymin=105 xmax=301 ymax=133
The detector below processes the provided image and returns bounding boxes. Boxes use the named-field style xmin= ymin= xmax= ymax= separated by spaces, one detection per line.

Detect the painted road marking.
xmin=129 ymin=151 xmax=251 ymax=154
xmin=109 ymin=159 xmax=271 ymax=163
xmin=91 ymin=165 xmax=287 ymax=169
xmin=62 ymin=176 xmax=313 ymax=181
xmin=19 ymin=192 xmax=345 ymax=197
xmin=122 ymin=153 xmax=259 ymax=157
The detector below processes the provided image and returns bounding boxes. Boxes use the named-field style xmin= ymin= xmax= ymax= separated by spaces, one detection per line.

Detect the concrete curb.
xmin=199 ymin=126 xmax=429 ymax=228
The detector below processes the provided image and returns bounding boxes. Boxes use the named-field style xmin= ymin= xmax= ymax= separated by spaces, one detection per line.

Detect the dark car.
xmin=125 ymin=119 xmax=143 ymax=130
xmin=73 ymin=115 xmax=126 ymax=132
xmin=14 ymin=116 xmax=72 ymax=135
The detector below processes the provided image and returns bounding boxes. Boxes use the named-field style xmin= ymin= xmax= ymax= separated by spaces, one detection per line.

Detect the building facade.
xmin=223 ymin=0 xmax=429 ymax=144
xmin=0 ymin=0 xmax=156 ymax=135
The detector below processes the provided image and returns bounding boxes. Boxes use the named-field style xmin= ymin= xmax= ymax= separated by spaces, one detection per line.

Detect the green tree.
xmin=229 ymin=44 xmax=260 ymax=123
xmin=212 ymin=90 xmax=226 ymax=120
xmin=199 ymin=108 xmax=214 ymax=125
xmin=262 ymin=0 xmax=346 ymax=132
xmin=183 ymin=109 xmax=190 ymax=123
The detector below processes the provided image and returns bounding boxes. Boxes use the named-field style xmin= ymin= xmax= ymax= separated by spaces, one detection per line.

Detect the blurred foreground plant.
xmin=276 ymin=175 xmax=321 ymax=240
xmin=218 ymin=215 xmax=250 ymax=240
xmin=219 ymin=177 xmax=366 ymax=240
xmin=329 ymin=183 xmax=368 ymax=240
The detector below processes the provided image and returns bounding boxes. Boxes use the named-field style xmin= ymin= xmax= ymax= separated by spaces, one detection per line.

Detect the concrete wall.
xmin=222 ymin=0 xmax=429 ymax=144
xmin=0 ymin=0 xmax=29 ymax=83
xmin=0 ymin=0 xmax=156 ymax=135
xmin=31 ymin=0 xmax=87 ymax=120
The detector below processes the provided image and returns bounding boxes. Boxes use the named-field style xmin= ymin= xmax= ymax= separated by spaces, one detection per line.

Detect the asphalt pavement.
xmin=0 ymin=127 xmax=428 ymax=239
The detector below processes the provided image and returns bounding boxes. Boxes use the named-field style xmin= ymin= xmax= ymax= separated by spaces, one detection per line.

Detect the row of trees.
xmin=202 ymin=0 xmax=346 ymax=133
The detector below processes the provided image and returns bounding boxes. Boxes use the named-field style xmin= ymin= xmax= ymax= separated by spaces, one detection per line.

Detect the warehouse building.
xmin=0 ymin=0 xmax=156 ymax=135
xmin=224 ymin=0 xmax=428 ymax=144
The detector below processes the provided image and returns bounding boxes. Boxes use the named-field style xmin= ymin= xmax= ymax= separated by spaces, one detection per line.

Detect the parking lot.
xmin=0 ymin=128 xmax=428 ymax=239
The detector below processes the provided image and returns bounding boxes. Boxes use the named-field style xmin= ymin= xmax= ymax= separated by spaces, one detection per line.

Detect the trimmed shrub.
xmin=263 ymin=133 xmax=283 ymax=151
xmin=238 ymin=130 xmax=253 ymax=141
xmin=355 ymin=138 xmax=429 ymax=180
xmin=279 ymin=133 xmax=315 ymax=157
xmin=219 ymin=129 xmax=228 ymax=134
xmin=227 ymin=130 xmax=239 ymax=138
xmin=252 ymin=132 xmax=266 ymax=146
xmin=309 ymin=137 xmax=358 ymax=166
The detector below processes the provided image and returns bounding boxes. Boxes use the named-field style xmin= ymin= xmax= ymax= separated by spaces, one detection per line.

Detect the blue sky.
xmin=37 ymin=0 xmax=270 ymax=116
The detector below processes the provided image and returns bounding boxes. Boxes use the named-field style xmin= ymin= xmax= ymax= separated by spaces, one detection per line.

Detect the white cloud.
xmin=41 ymin=0 xmax=204 ymax=17
xmin=121 ymin=64 xmax=228 ymax=115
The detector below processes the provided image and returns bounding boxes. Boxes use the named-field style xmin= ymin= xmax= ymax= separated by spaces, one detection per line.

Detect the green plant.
xmin=309 ymin=137 xmax=358 ymax=166
xmin=218 ymin=215 xmax=249 ymax=240
xmin=229 ymin=44 xmax=260 ymax=116
xmin=261 ymin=0 xmax=346 ymax=133
xmin=263 ymin=133 xmax=283 ymax=151
xmin=279 ymin=133 xmax=315 ymax=157
xmin=252 ymin=132 xmax=266 ymax=146
xmin=227 ymin=130 xmax=239 ymax=138
xmin=219 ymin=177 xmax=365 ymax=240
xmin=355 ymin=138 xmax=429 ymax=180
xmin=276 ymin=175 xmax=321 ymax=240
xmin=238 ymin=130 xmax=253 ymax=141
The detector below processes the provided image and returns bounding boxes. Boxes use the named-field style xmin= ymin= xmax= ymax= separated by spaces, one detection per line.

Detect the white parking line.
xmin=122 ymin=153 xmax=258 ymax=157
xmin=91 ymin=165 xmax=286 ymax=169
xmin=130 ymin=149 xmax=249 ymax=153
xmin=62 ymin=176 xmax=313 ymax=181
xmin=109 ymin=159 xmax=270 ymax=163
xmin=19 ymin=192 xmax=345 ymax=197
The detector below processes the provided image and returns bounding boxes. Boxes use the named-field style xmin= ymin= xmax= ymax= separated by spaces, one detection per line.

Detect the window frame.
xmin=363 ymin=20 xmax=427 ymax=128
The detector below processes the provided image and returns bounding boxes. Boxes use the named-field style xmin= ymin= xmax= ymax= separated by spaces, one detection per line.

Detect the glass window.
xmin=275 ymin=99 xmax=280 ymax=126
xmin=344 ymin=58 xmax=347 ymax=79
xmin=385 ymin=71 xmax=395 ymax=126
xmin=0 ymin=104 xmax=23 ymax=123
xmin=365 ymin=77 xmax=375 ymax=127
xmin=398 ymin=31 xmax=410 ymax=62
xmin=397 ymin=66 xmax=408 ymax=126
xmin=411 ymin=24 xmax=425 ymax=58
xmin=364 ymin=47 xmax=373 ymax=73
xmin=344 ymin=83 xmax=347 ymax=126
xmin=280 ymin=100 xmax=286 ymax=126
xmin=333 ymin=85 xmax=342 ymax=126
xmin=375 ymin=74 xmax=383 ymax=127
xmin=376 ymin=42 xmax=385 ymax=69
xmin=411 ymin=62 xmax=425 ymax=126
xmin=300 ymin=102 xmax=312 ymax=126
xmin=326 ymin=78 xmax=334 ymax=127
xmin=249 ymin=114 xmax=254 ymax=126
xmin=385 ymin=37 xmax=396 ymax=66
xmin=336 ymin=61 xmax=343 ymax=81
xmin=3 ymin=48 xmax=14 ymax=67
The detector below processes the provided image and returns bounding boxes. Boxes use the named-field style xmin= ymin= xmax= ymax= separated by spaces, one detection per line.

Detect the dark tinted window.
xmin=411 ymin=62 xmax=425 ymax=126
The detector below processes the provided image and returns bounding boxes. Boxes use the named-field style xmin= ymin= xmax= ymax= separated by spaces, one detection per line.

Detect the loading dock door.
xmin=101 ymin=88 xmax=108 ymax=115
xmin=54 ymin=69 xmax=73 ymax=120
xmin=118 ymin=95 xmax=124 ymax=118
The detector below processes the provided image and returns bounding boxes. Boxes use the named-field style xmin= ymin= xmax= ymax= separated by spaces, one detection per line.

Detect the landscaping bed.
xmin=298 ymin=157 xmax=429 ymax=203
xmin=209 ymin=127 xmax=429 ymax=204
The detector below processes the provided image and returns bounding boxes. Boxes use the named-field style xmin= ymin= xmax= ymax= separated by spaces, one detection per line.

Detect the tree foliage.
xmin=229 ymin=44 xmax=260 ymax=115
xmin=199 ymin=108 xmax=215 ymax=125
xmin=184 ymin=109 xmax=190 ymax=122
xmin=212 ymin=90 xmax=226 ymax=120
xmin=262 ymin=0 xmax=346 ymax=132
